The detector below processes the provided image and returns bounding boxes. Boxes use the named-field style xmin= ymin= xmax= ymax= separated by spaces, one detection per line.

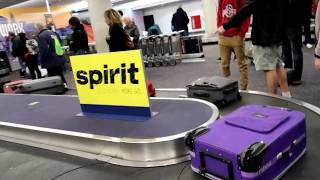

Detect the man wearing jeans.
xmin=217 ymin=0 xmax=250 ymax=90
xmin=283 ymin=0 xmax=312 ymax=85
xmin=218 ymin=0 xmax=291 ymax=97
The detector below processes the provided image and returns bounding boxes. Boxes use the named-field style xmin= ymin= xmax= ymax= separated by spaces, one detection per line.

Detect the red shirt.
xmin=312 ymin=1 xmax=318 ymax=15
xmin=217 ymin=0 xmax=250 ymax=38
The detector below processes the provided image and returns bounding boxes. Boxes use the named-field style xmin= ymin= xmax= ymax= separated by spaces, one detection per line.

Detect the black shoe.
xmin=289 ymin=80 xmax=303 ymax=86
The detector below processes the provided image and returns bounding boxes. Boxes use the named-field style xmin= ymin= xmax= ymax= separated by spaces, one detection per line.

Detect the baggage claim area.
xmin=0 ymin=0 xmax=319 ymax=180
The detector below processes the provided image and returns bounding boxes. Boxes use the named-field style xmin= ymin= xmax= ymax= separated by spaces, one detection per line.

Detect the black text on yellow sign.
xmin=76 ymin=63 xmax=139 ymax=89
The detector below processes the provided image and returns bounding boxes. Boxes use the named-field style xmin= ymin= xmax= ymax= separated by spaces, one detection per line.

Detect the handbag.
xmin=125 ymin=34 xmax=135 ymax=50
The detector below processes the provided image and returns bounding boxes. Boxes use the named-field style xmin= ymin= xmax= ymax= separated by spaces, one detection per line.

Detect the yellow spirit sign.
xmin=71 ymin=50 xmax=151 ymax=119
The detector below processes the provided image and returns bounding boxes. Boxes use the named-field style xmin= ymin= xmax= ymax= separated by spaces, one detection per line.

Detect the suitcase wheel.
xmin=169 ymin=59 xmax=176 ymax=66
xmin=154 ymin=61 xmax=161 ymax=67
xmin=147 ymin=62 xmax=154 ymax=68
xmin=218 ymin=100 xmax=227 ymax=106
xmin=237 ymin=92 xmax=242 ymax=100
xmin=162 ymin=61 xmax=169 ymax=66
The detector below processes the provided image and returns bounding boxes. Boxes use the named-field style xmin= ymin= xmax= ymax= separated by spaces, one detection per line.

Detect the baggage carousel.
xmin=0 ymin=90 xmax=319 ymax=179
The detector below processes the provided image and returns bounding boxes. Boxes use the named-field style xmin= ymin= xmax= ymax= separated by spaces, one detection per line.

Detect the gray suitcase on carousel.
xmin=187 ymin=76 xmax=241 ymax=106
xmin=0 ymin=68 xmax=9 ymax=76
xmin=20 ymin=76 xmax=66 ymax=94
xmin=0 ymin=59 xmax=10 ymax=76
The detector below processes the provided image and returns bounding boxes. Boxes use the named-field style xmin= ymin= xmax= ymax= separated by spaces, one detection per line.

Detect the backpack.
xmin=26 ymin=39 xmax=39 ymax=55
xmin=53 ymin=35 xmax=64 ymax=56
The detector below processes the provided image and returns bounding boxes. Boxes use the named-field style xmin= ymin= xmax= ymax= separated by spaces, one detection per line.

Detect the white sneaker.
xmin=306 ymin=44 xmax=313 ymax=48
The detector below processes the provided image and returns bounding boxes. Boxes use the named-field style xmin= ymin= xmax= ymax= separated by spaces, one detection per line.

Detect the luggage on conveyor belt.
xmin=187 ymin=76 xmax=241 ymax=106
xmin=3 ymin=76 xmax=66 ymax=95
xmin=147 ymin=80 xmax=156 ymax=97
xmin=185 ymin=105 xmax=307 ymax=180
xmin=0 ymin=80 xmax=10 ymax=93
xmin=0 ymin=58 xmax=10 ymax=76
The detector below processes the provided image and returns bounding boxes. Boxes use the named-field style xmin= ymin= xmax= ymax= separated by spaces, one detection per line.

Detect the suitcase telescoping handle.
xmin=199 ymin=150 xmax=234 ymax=180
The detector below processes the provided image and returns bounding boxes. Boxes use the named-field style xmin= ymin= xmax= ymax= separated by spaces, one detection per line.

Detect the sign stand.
xmin=76 ymin=111 xmax=159 ymax=122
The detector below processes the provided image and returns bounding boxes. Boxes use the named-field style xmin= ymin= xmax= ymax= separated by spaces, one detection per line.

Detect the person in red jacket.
xmin=217 ymin=0 xmax=250 ymax=90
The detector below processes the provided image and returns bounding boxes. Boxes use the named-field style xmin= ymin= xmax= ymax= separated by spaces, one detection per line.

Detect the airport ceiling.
xmin=0 ymin=0 xmax=136 ymax=9
xmin=0 ymin=0 xmax=29 ymax=8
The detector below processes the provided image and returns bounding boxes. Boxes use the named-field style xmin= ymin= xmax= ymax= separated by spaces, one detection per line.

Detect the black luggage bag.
xmin=187 ymin=76 xmax=241 ymax=106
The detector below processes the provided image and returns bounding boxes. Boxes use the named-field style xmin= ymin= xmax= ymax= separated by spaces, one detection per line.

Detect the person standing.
xmin=68 ymin=17 xmax=89 ymax=55
xmin=9 ymin=32 xmax=26 ymax=77
xmin=37 ymin=24 xmax=67 ymax=85
xmin=303 ymin=0 xmax=314 ymax=48
xmin=19 ymin=33 xmax=42 ymax=80
xmin=217 ymin=0 xmax=250 ymax=90
xmin=218 ymin=0 xmax=292 ymax=97
xmin=123 ymin=16 xmax=140 ymax=49
xmin=24 ymin=34 xmax=42 ymax=79
xmin=0 ymin=37 xmax=11 ymax=72
xmin=104 ymin=9 xmax=134 ymax=52
xmin=171 ymin=7 xmax=190 ymax=36
xmin=282 ymin=0 xmax=310 ymax=85
xmin=147 ymin=23 xmax=162 ymax=36
xmin=314 ymin=0 xmax=320 ymax=70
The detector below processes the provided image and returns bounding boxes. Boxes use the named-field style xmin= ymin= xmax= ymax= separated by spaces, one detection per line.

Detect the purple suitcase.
xmin=185 ymin=105 xmax=306 ymax=180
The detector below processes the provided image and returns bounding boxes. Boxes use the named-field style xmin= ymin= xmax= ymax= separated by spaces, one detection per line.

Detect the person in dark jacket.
xmin=9 ymin=32 xmax=26 ymax=77
xmin=104 ymin=9 xmax=133 ymax=52
xmin=303 ymin=0 xmax=314 ymax=48
xmin=123 ymin=16 xmax=140 ymax=49
xmin=282 ymin=0 xmax=312 ymax=85
xmin=68 ymin=17 xmax=89 ymax=54
xmin=37 ymin=23 xmax=67 ymax=84
xmin=19 ymin=33 xmax=42 ymax=79
xmin=0 ymin=37 xmax=11 ymax=72
xmin=218 ymin=0 xmax=291 ymax=98
xmin=147 ymin=24 xmax=162 ymax=36
xmin=314 ymin=0 xmax=320 ymax=70
xmin=171 ymin=7 xmax=190 ymax=36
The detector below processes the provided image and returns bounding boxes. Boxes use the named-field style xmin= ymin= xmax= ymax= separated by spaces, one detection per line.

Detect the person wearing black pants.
xmin=47 ymin=66 xmax=67 ymax=84
xmin=25 ymin=54 xmax=42 ymax=79
xmin=281 ymin=0 xmax=310 ymax=85
xmin=303 ymin=0 xmax=314 ymax=47
xmin=282 ymin=28 xmax=303 ymax=85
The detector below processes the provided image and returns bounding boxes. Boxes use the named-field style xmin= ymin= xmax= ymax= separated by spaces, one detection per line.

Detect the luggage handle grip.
xmin=223 ymin=87 xmax=237 ymax=95
xmin=199 ymin=150 xmax=234 ymax=180
xmin=277 ymin=134 xmax=306 ymax=160
xmin=193 ymin=91 xmax=210 ymax=98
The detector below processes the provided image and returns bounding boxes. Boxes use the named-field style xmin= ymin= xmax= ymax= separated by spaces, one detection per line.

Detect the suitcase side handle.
xmin=223 ymin=87 xmax=238 ymax=95
xmin=199 ymin=150 xmax=234 ymax=180
xmin=184 ymin=127 xmax=209 ymax=152
xmin=193 ymin=91 xmax=210 ymax=98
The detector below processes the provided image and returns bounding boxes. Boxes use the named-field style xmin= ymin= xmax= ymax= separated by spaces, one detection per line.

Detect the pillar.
xmin=202 ymin=0 xmax=218 ymax=35
xmin=87 ymin=0 xmax=112 ymax=53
